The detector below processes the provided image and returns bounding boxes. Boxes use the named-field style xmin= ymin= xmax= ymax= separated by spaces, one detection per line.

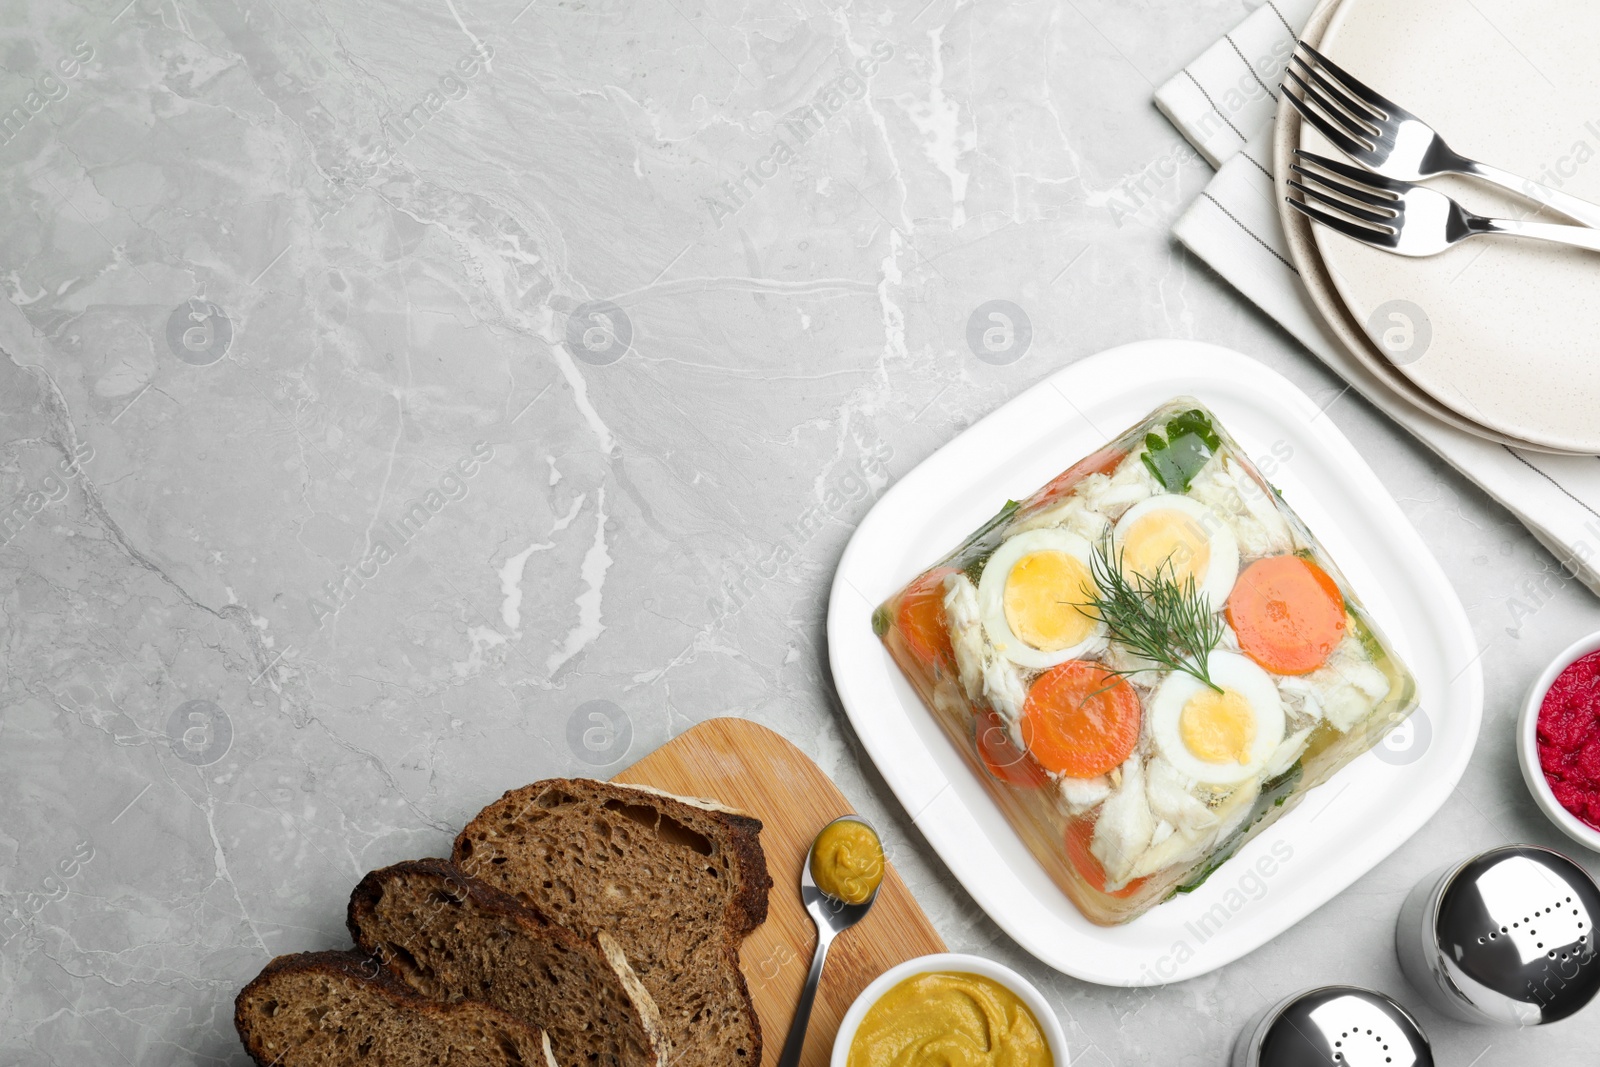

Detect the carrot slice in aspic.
xmin=894 ymin=566 xmax=957 ymax=669
xmin=974 ymin=710 xmax=1050 ymax=788
xmin=1226 ymin=555 xmax=1346 ymax=676
xmin=1021 ymin=660 xmax=1142 ymax=779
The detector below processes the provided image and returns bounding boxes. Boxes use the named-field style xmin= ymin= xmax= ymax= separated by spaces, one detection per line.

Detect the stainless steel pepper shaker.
xmin=1395 ymin=843 xmax=1600 ymax=1025
xmin=1230 ymin=985 xmax=1433 ymax=1067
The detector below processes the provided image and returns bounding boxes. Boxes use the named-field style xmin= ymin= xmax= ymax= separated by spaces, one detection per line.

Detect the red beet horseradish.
xmin=1538 ymin=648 xmax=1600 ymax=831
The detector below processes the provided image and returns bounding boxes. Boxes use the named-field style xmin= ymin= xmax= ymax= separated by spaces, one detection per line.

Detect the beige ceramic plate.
xmin=1310 ymin=0 xmax=1600 ymax=454
xmin=1271 ymin=0 xmax=1586 ymax=454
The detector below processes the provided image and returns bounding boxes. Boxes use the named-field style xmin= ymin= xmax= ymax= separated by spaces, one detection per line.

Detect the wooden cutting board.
xmin=615 ymin=717 xmax=946 ymax=1067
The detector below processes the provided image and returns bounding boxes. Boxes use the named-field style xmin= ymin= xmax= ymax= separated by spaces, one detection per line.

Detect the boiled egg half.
xmin=1150 ymin=652 xmax=1286 ymax=786
xmin=1113 ymin=493 xmax=1239 ymax=610
xmin=977 ymin=528 xmax=1107 ymax=669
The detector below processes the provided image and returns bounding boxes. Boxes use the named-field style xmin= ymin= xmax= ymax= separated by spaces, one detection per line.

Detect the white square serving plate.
xmin=827 ymin=340 xmax=1483 ymax=985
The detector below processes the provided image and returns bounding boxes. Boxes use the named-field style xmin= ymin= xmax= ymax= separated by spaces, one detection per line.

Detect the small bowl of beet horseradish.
xmin=1519 ymin=632 xmax=1600 ymax=852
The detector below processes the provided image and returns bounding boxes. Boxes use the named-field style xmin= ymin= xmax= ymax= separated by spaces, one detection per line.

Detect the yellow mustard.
xmin=847 ymin=971 xmax=1052 ymax=1067
xmin=809 ymin=819 xmax=884 ymax=905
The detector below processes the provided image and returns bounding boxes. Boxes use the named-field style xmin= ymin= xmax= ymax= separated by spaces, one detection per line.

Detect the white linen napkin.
xmin=1160 ymin=5 xmax=1600 ymax=597
xmin=1153 ymin=0 xmax=1319 ymax=167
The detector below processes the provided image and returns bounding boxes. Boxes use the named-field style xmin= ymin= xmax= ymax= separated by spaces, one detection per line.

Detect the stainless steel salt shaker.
xmin=1396 ymin=844 xmax=1600 ymax=1025
xmin=1230 ymin=985 xmax=1433 ymax=1067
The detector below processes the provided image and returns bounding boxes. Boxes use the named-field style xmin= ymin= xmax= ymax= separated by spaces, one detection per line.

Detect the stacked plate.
xmin=1275 ymin=0 xmax=1600 ymax=455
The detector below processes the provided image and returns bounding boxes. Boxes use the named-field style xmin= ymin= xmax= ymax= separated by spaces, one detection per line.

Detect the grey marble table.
xmin=2 ymin=0 xmax=1596 ymax=1063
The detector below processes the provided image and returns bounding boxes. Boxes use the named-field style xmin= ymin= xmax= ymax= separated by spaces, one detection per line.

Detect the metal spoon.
xmin=776 ymin=815 xmax=882 ymax=1067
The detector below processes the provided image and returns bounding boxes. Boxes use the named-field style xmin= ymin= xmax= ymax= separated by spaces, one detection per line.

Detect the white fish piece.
xmin=1085 ymin=481 xmax=1151 ymax=516
xmin=1091 ymin=754 xmax=1155 ymax=888
xmin=1183 ymin=458 xmax=1237 ymax=506
xmin=1304 ymin=635 xmax=1392 ymax=732
xmin=1277 ymin=674 xmax=1316 ymax=707
xmin=1129 ymin=775 xmax=1263 ymax=882
xmin=941 ymin=571 xmax=1027 ymax=723
xmin=1321 ymin=675 xmax=1386 ymax=732
xmin=1084 ymin=453 xmax=1160 ymax=515
xmin=1277 ymin=674 xmax=1326 ymax=725
xmin=1109 ymin=449 xmax=1162 ymax=491
xmin=1187 ymin=457 xmax=1294 ymax=558
xmin=1146 ymin=756 xmax=1220 ymax=835
xmin=1235 ymin=464 xmax=1298 ymax=554
xmin=1008 ymin=493 xmax=1112 ymax=542
xmin=1211 ymin=777 xmax=1261 ymax=843
xmin=942 ymin=573 xmax=987 ymax=704
xmin=1264 ymin=725 xmax=1312 ymax=779
xmin=1008 ymin=448 xmax=1156 ymax=537
xmin=1058 ymin=773 xmax=1112 ymax=814
xmin=1345 ymin=659 xmax=1391 ymax=700
xmin=982 ymin=652 xmax=1028 ymax=723
xmin=1128 ymin=822 xmax=1210 ymax=881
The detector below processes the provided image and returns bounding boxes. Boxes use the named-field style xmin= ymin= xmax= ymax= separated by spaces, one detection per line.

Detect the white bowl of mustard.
xmin=831 ymin=953 xmax=1070 ymax=1067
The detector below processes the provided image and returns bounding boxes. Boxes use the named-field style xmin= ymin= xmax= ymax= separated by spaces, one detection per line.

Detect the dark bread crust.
xmin=713 ymin=808 xmax=771 ymax=937
xmin=346 ymin=857 xmax=549 ymax=941
xmin=239 ymin=949 xmax=398 ymax=1002
xmin=451 ymin=778 xmax=771 ymax=1067
xmin=235 ymin=950 xmax=548 ymax=1067
xmin=347 ymin=859 xmax=665 ymax=1067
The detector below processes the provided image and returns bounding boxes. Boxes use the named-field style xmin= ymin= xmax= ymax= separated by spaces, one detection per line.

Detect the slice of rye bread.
xmin=348 ymin=859 xmax=666 ymax=1067
xmin=235 ymin=950 xmax=555 ymax=1067
xmin=452 ymin=779 xmax=772 ymax=1067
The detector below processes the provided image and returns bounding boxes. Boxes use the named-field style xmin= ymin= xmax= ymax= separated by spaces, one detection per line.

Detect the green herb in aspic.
xmin=1078 ymin=533 xmax=1225 ymax=692
xmin=1141 ymin=408 xmax=1221 ymax=493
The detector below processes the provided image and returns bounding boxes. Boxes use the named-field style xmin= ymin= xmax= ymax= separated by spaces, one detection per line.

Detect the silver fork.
xmin=1284 ymin=42 xmax=1600 ymax=229
xmin=1287 ymin=150 xmax=1600 ymax=257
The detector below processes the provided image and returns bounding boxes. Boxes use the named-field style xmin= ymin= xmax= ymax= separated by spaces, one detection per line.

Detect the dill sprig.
xmin=1079 ymin=533 xmax=1224 ymax=692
